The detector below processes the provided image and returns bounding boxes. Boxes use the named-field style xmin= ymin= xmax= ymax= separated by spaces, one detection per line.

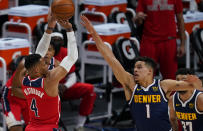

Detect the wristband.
xmin=66 ymin=28 xmax=73 ymax=32
xmin=47 ymin=27 xmax=54 ymax=31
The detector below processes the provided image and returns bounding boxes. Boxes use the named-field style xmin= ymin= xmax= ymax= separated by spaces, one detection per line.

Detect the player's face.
xmin=44 ymin=45 xmax=55 ymax=65
xmin=133 ymin=61 xmax=152 ymax=82
xmin=176 ymin=75 xmax=187 ymax=81
xmin=176 ymin=74 xmax=188 ymax=94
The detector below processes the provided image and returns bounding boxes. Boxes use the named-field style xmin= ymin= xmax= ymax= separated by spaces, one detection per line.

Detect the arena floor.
xmin=60 ymin=91 xmax=135 ymax=131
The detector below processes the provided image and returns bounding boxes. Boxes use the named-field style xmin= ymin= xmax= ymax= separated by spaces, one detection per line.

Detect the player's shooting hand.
xmin=47 ymin=8 xmax=57 ymax=28
xmin=57 ymin=19 xmax=72 ymax=31
xmin=80 ymin=15 xmax=94 ymax=34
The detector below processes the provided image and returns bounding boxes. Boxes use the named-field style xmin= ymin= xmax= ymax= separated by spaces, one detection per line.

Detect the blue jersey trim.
xmin=23 ymin=76 xmax=43 ymax=88
xmin=48 ymin=57 xmax=55 ymax=70
xmin=195 ymin=92 xmax=203 ymax=114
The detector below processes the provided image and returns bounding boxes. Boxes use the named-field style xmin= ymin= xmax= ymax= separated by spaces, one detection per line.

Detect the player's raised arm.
xmin=80 ymin=15 xmax=133 ymax=91
xmin=35 ymin=8 xmax=56 ymax=57
xmin=48 ymin=20 xmax=78 ymax=83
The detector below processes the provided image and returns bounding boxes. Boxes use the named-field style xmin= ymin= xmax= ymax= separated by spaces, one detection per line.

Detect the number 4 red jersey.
xmin=22 ymin=76 xmax=61 ymax=130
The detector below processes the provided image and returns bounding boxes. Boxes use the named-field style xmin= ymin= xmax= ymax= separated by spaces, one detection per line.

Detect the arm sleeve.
xmin=35 ymin=32 xmax=51 ymax=57
xmin=59 ymin=31 xmax=78 ymax=72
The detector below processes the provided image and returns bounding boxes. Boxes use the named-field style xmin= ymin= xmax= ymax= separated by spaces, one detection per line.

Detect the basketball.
xmin=51 ymin=0 xmax=75 ymax=20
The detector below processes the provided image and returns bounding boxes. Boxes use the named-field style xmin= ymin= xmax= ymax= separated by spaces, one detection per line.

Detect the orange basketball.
xmin=51 ymin=0 xmax=75 ymax=20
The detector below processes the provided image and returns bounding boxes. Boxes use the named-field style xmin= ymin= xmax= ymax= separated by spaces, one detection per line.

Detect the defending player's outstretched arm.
xmin=80 ymin=15 xmax=134 ymax=101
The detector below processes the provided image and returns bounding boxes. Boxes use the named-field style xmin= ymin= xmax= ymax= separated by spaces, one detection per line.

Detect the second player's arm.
xmin=176 ymin=12 xmax=186 ymax=57
xmin=176 ymin=12 xmax=185 ymax=46
xmin=80 ymin=15 xmax=134 ymax=100
xmin=11 ymin=59 xmax=26 ymax=99
xmin=168 ymin=96 xmax=179 ymax=131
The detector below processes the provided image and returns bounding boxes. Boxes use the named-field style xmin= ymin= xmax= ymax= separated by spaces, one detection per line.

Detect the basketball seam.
xmin=53 ymin=12 xmax=73 ymax=14
xmin=52 ymin=4 xmax=73 ymax=8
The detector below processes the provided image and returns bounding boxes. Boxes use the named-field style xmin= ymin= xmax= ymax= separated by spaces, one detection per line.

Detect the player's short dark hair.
xmin=24 ymin=54 xmax=41 ymax=70
xmin=175 ymin=68 xmax=195 ymax=76
xmin=134 ymin=56 xmax=157 ymax=72
xmin=50 ymin=36 xmax=63 ymax=56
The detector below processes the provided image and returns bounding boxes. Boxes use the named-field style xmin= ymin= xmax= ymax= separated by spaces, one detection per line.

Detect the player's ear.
xmin=148 ymin=67 xmax=153 ymax=75
xmin=34 ymin=64 xmax=41 ymax=73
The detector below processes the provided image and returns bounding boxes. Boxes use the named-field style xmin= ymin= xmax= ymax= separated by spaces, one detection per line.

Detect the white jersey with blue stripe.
xmin=129 ymin=79 xmax=171 ymax=131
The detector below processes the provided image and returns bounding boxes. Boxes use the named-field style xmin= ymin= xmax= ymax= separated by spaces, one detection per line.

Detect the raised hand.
xmin=80 ymin=15 xmax=94 ymax=34
xmin=57 ymin=19 xmax=72 ymax=31
xmin=47 ymin=8 xmax=57 ymax=29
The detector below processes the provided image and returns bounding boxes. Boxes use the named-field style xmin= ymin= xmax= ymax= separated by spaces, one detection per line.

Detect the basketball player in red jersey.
xmin=1 ymin=56 xmax=28 ymax=131
xmin=2 ymin=9 xmax=58 ymax=131
xmin=15 ymin=10 xmax=78 ymax=131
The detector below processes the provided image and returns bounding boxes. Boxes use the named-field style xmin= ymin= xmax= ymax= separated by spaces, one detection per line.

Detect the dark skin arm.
xmin=45 ymin=66 xmax=68 ymax=97
xmin=11 ymin=59 xmax=26 ymax=99
xmin=176 ymin=12 xmax=186 ymax=57
xmin=53 ymin=59 xmax=67 ymax=97
xmin=11 ymin=86 xmax=26 ymax=99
